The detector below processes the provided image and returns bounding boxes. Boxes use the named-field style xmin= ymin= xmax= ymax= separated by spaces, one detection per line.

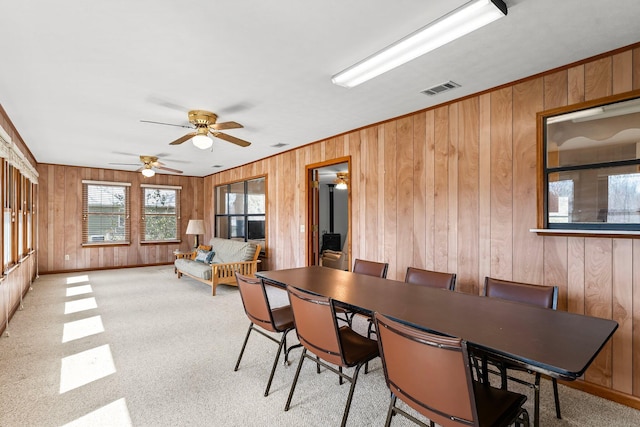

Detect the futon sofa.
xmin=175 ymin=237 xmax=261 ymax=295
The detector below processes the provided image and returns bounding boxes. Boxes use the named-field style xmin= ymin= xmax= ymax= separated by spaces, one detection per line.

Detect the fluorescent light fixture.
xmin=331 ymin=0 xmax=507 ymax=88
xmin=141 ymin=167 xmax=155 ymax=178
xmin=192 ymin=134 xmax=213 ymax=149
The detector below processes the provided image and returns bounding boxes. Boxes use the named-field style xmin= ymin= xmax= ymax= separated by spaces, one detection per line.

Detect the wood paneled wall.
xmin=36 ymin=164 xmax=204 ymax=273
xmin=205 ymin=44 xmax=640 ymax=402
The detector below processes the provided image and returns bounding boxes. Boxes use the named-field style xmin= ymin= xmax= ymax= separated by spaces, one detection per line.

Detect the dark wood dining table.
xmin=257 ymin=266 xmax=618 ymax=382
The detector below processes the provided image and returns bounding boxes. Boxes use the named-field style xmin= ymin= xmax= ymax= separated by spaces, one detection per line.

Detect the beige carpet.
xmin=1 ymin=266 xmax=639 ymax=426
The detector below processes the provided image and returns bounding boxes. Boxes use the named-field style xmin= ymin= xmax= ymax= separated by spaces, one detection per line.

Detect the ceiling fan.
xmin=141 ymin=110 xmax=251 ymax=149
xmin=110 ymin=155 xmax=183 ymax=177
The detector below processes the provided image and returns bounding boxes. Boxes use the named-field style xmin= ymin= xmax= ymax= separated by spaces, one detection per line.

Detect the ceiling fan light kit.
xmin=192 ymin=134 xmax=213 ymax=149
xmin=145 ymin=109 xmax=252 ymax=149
xmin=334 ymin=172 xmax=349 ymax=190
xmin=141 ymin=167 xmax=155 ymax=178
xmin=331 ymin=0 xmax=507 ymax=88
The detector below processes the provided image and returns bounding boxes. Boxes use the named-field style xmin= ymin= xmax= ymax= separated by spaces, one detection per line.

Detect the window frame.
xmin=214 ymin=175 xmax=267 ymax=253
xmin=82 ymin=180 xmax=131 ymax=246
xmin=140 ymin=184 xmax=181 ymax=244
xmin=537 ymin=89 xmax=640 ymax=236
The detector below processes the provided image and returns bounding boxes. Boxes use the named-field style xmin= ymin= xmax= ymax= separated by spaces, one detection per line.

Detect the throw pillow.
xmin=195 ymin=249 xmax=211 ymax=263
xmin=206 ymin=250 xmax=216 ymax=264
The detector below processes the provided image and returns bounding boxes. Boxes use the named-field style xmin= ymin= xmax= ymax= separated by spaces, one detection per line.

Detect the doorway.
xmin=306 ymin=157 xmax=350 ymax=268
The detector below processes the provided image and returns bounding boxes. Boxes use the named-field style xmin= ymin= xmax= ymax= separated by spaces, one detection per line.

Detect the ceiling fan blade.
xmin=212 ymin=132 xmax=251 ymax=147
xmin=109 ymin=162 xmax=141 ymax=166
xmin=210 ymin=121 xmax=243 ymax=131
xmin=140 ymin=119 xmax=193 ymax=129
xmin=169 ymin=132 xmax=197 ymax=145
xmin=157 ymin=166 xmax=183 ymax=174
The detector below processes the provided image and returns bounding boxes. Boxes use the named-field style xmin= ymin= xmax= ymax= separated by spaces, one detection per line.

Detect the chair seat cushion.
xmin=271 ymin=305 xmax=295 ymax=332
xmin=338 ymin=326 xmax=379 ymax=366
xmin=473 ymin=382 xmax=527 ymax=427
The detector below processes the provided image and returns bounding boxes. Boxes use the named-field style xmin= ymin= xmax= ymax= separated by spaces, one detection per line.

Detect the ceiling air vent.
xmin=421 ymin=81 xmax=460 ymax=96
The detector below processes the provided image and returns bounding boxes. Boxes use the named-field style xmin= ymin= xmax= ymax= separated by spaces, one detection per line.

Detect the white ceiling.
xmin=1 ymin=0 xmax=639 ymax=177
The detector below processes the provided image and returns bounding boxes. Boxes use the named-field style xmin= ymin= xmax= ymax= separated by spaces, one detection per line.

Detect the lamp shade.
xmin=186 ymin=219 xmax=206 ymax=235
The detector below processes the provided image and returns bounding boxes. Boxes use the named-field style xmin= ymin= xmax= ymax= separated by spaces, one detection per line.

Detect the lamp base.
xmin=193 ymin=235 xmax=200 ymax=249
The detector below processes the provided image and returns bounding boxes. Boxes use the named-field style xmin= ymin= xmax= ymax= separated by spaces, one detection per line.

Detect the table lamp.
xmin=186 ymin=219 xmax=206 ymax=248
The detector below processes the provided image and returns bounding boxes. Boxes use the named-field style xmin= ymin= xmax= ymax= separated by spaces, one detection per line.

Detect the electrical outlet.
xmin=65 ymin=254 xmax=70 ymax=261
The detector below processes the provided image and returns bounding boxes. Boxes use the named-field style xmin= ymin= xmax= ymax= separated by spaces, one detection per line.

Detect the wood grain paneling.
xmin=457 ymin=98 xmax=479 ymax=294
xmin=478 ymin=94 xmax=491 ymax=291
xmin=612 ymin=239 xmax=633 ymax=394
xmin=512 ymin=79 xmax=544 ymax=284
xmin=490 ymin=87 xmax=513 ymax=281
xmin=36 ymin=164 xmax=203 ymax=273
xmin=396 ymin=116 xmax=414 ymax=281
xmin=584 ymin=238 xmax=613 ymax=387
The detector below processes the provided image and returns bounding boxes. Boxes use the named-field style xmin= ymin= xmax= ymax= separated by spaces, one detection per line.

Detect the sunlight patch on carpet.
xmin=60 ymin=344 xmax=116 ymax=393
xmin=64 ymin=297 xmax=97 ymax=314
xmin=62 ymin=315 xmax=104 ymax=343
xmin=66 ymin=275 xmax=90 ymax=285
xmin=66 ymin=284 xmax=93 ymax=297
xmin=61 ymin=398 xmax=132 ymax=427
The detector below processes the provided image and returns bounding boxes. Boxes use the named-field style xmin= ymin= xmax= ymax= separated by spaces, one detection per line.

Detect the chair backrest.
xmin=484 ymin=277 xmax=558 ymax=310
xmin=374 ymin=313 xmax=478 ymax=427
xmin=405 ymin=267 xmax=456 ymax=290
xmin=235 ymin=273 xmax=278 ymax=333
xmin=286 ymin=285 xmax=344 ymax=366
xmin=352 ymin=259 xmax=388 ymax=278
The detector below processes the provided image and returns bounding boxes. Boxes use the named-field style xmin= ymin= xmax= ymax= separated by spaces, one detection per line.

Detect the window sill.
xmin=530 ymin=229 xmax=640 ymax=239
xmin=82 ymin=242 xmax=131 ymax=247
xmin=140 ymin=240 xmax=181 ymax=245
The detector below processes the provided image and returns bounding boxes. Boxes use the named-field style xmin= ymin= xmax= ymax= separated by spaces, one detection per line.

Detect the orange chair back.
xmin=484 ymin=277 xmax=558 ymax=309
xmin=375 ymin=313 xmax=477 ymax=426
xmin=405 ymin=267 xmax=456 ymax=290
xmin=287 ymin=285 xmax=344 ymax=366
xmin=235 ymin=273 xmax=277 ymax=333
xmin=352 ymin=259 xmax=388 ymax=278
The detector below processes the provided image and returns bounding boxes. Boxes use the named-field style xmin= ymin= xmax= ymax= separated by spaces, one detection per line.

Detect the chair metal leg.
xmin=552 ymin=378 xmax=562 ymax=419
xmin=264 ymin=331 xmax=287 ymax=397
xmin=384 ymin=394 xmax=397 ymax=427
xmin=233 ymin=322 xmax=254 ymax=371
xmin=285 ymin=348 xmax=307 ymax=411
xmin=340 ymin=363 xmax=363 ymax=427
xmin=339 ymin=366 xmax=344 ymax=385
xmin=365 ymin=319 xmax=376 ymax=374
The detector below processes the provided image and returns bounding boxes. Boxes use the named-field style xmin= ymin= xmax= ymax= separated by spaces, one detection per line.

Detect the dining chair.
xmin=404 ymin=267 xmax=456 ymax=290
xmin=233 ymin=273 xmax=301 ymax=397
xmin=374 ymin=312 xmax=530 ymax=427
xmin=480 ymin=277 xmax=561 ymax=427
xmin=335 ymin=258 xmax=389 ymax=328
xmin=284 ymin=285 xmax=379 ymax=427
xmin=352 ymin=258 xmax=389 ymax=278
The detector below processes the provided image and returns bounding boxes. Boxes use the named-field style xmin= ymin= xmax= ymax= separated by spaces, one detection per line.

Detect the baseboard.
xmin=39 ymin=262 xmax=173 ymax=275
xmin=559 ymin=378 xmax=640 ymax=410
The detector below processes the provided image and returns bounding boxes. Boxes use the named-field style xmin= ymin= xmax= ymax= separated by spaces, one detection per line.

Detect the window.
xmin=539 ymin=93 xmax=640 ymax=232
xmin=215 ymin=176 xmax=266 ymax=249
xmin=140 ymin=185 xmax=181 ymax=242
xmin=82 ymin=180 xmax=131 ymax=245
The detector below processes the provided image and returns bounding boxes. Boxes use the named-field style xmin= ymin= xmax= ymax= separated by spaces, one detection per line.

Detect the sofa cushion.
xmin=175 ymin=258 xmax=212 ymax=281
xmin=209 ymin=237 xmax=258 ymax=263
